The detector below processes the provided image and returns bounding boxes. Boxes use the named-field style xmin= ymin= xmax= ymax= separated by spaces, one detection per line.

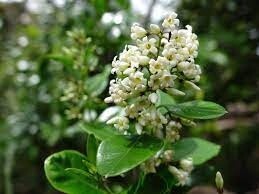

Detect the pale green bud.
xmin=184 ymin=80 xmax=201 ymax=91
xmin=167 ymin=88 xmax=186 ymax=96
xmin=150 ymin=24 xmax=161 ymax=34
xmin=215 ymin=171 xmax=224 ymax=190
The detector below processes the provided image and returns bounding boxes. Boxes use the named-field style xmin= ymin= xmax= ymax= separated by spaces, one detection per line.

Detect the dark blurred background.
xmin=0 ymin=0 xmax=258 ymax=194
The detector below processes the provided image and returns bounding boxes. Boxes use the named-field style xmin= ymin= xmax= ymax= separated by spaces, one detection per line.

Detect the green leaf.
xmin=86 ymin=66 xmax=110 ymax=97
xmin=172 ymin=138 xmax=221 ymax=165
xmin=156 ymin=90 xmax=176 ymax=107
xmin=44 ymin=150 xmax=105 ymax=194
xmin=97 ymin=135 xmax=164 ymax=177
xmin=87 ymin=134 xmax=99 ymax=165
xmin=45 ymin=54 xmax=73 ymax=67
xmin=80 ymin=122 xmax=118 ymax=141
xmin=164 ymin=100 xmax=227 ymax=119
xmin=156 ymin=90 xmax=176 ymax=114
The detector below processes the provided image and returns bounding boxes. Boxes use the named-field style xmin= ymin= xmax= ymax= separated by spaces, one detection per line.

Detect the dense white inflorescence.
xmin=105 ymin=12 xmax=198 ymax=185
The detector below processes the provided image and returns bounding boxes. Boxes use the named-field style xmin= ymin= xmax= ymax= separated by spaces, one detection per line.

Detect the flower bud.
xmin=168 ymin=166 xmax=189 ymax=186
xmin=180 ymin=157 xmax=193 ymax=172
xmin=148 ymin=93 xmax=158 ymax=104
xmin=167 ymin=88 xmax=186 ymax=96
xmin=135 ymin=123 xmax=143 ymax=135
xmin=215 ymin=171 xmax=224 ymax=190
xmin=104 ymin=96 xmax=113 ymax=103
xmin=184 ymin=80 xmax=201 ymax=91
xmin=150 ymin=24 xmax=161 ymax=34
xmin=131 ymin=23 xmax=146 ymax=40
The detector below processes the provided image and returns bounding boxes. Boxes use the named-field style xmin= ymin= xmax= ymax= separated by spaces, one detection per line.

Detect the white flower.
xmin=183 ymin=64 xmax=201 ymax=79
xmin=168 ymin=166 xmax=190 ymax=186
xmin=138 ymin=55 xmax=150 ymax=66
xmin=180 ymin=158 xmax=194 ymax=173
xmin=131 ymin=23 xmax=147 ymax=40
xmin=166 ymin=128 xmax=180 ymax=142
xmin=162 ymin=46 xmax=177 ymax=67
xmin=111 ymin=58 xmax=130 ymax=75
xmin=125 ymin=104 xmax=139 ymax=118
xmin=160 ymin=70 xmax=177 ymax=89
xmin=150 ymin=24 xmax=161 ymax=34
xmin=162 ymin=150 xmax=173 ymax=162
xmin=107 ymin=116 xmax=129 ymax=132
xmin=104 ymin=96 xmax=113 ymax=103
xmin=148 ymin=73 xmax=161 ymax=90
xmin=167 ymin=121 xmax=182 ymax=130
xmin=135 ymin=123 xmax=143 ymax=134
xmin=166 ymin=121 xmax=182 ymax=142
xmin=148 ymin=92 xmax=158 ymax=104
xmin=177 ymin=61 xmax=191 ymax=71
xmin=149 ymin=56 xmax=168 ymax=74
xmin=137 ymin=36 xmax=158 ymax=55
xmin=128 ymin=71 xmax=146 ymax=91
xmin=140 ymin=158 xmax=157 ymax=173
xmin=162 ymin=12 xmax=179 ymax=30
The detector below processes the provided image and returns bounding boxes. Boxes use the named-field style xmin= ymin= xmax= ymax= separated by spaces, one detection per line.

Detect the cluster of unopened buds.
xmin=60 ymin=29 xmax=91 ymax=119
xmin=105 ymin=12 xmax=199 ymax=185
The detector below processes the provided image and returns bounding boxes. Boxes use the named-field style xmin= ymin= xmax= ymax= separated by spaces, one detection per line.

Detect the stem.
xmin=103 ymin=181 xmax=113 ymax=194
xmin=4 ymin=142 xmax=16 ymax=194
xmin=217 ymin=188 xmax=224 ymax=194
xmin=156 ymin=34 xmax=162 ymax=59
xmin=144 ymin=0 xmax=157 ymax=27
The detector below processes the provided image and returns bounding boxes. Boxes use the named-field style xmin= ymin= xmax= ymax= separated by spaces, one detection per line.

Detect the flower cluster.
xmin=169 ymin=157 xmax=194 ymax=186
xmin=105 ymin=12 xmax=199 ymax=185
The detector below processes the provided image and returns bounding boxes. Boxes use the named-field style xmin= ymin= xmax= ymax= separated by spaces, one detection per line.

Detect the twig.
xmin=144 ymin=0 xmax=157 ymax=27
xmin=4 ymin=142 xmax=16 ymax=194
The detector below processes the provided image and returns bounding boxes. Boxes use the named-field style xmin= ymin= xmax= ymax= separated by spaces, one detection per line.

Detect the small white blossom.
xmin=135 ymin=123 xmax=143 ymax=135
xmin=131 ymin=23 xmax=147 ymax=40
xmin=107 ymin=116 xmax=129 ymax=132
xmin=180 ymin=158 xmax=194 ymax=173
xmin=160 ymin=70 xmax=177 ymax=88
xmin=162 ymin=12 xmax=179 ymax=30
xmin=149 ymin=56 xmax=168 ymax=74
xmin=148 ymin=73 xmax=162 ymax=90
xmin=150 ymin=24 xmax=161 ymax=34
xmin=162 ymin=150 xmax=173 ymax=162
xmin=168 ymin=166 xmax=190 ymax=186
xmin=140 ymin=158 xmax=157 ymax=173
xmin=162 ymin=46 xmax=178 ymax=67
xmin=148 ymin=92 xmax=158 ymax=104
xmin=137 ymin=36 xmax=158 ymax=55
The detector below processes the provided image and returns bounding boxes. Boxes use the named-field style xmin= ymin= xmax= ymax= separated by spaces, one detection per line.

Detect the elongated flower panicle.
xmin=105 ymin=12 xmax=200 ymax=185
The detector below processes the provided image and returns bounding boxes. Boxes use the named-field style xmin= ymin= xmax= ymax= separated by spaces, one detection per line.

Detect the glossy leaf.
xmin=44 ymin=150 xmax=105 ymax=194
xmin=156 ymin=89 xmax=175 ymax=107
xmin=86 ymin=66 xmax=110 ymax=97
xmin=87 ymin=134 xmax=99 ymax=164
xmin=172 ymin=138 xmax=221 ymax=165
xmin=80 ymin=122 xmax=118 ymax=141
xmin=164 ymin=100 xmax=227 ymax=119
xmin=97 ymin=135 xmax=164 ymax=177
